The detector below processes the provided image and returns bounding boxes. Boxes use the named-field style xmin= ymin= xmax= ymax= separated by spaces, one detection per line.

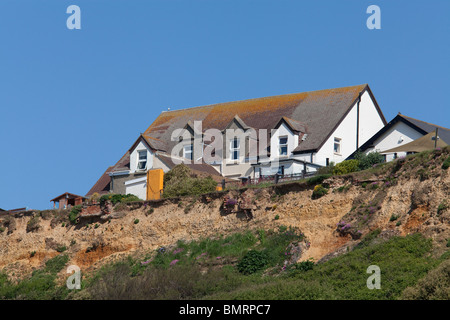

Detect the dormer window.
xmin=279 ymin=136 xmax=288 ymax=156
xmin=183 ymin=144 xmax=193 ymax=160
xmin=230 ymin=138 xmax=240 ymax=161
xmin=137 ymin=150 xmax=147 ymax=170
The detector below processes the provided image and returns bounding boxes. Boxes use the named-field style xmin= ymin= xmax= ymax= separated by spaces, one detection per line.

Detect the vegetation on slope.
xmin=1 ymin=147 xmax=449 ymax=300
xmin=1 ymin=228 xmax=449 ymax=300
xmin=0 ymin=254 xmax=70 ymax=300
xmin=163 ymin=164 xmax=218 ymax=198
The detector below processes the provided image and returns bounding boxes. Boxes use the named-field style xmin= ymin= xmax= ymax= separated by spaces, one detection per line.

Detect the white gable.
xmin=307 ymin=89 xmax=385 ymax=166
xmin=270 ymin=122 xmax=299 ymax=160
xmin=129 ymin=140 xmax=154 ymax=174
xmin=364 ymin=120 xmax=423 ymax=161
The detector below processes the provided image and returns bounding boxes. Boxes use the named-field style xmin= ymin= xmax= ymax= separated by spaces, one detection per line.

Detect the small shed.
xmin=50 ymin=192 xmax=87 ymax=209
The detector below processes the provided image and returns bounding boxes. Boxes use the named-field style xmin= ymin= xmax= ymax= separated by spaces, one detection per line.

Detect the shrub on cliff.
xmin=99 ymin=194 xmax=141 ymax=206
xmin=332 ymin=159 xmax=360 ymax=175
xmin=162 ymin=164 xmax=217 ymax=198
xmin=354 ymin=151 xmax=385 ymax=171
xmin=68 ymin=205 xmax=82 ymax=224
xmin=237 ymin=250 xmax=269 ymax=275
xmin=442 ymin=155 xmax=450 ymax=170
xmin=307 ymin=174 xmax=332 ymax=186
xmin=402 ymin=257 xmax=450 ymax=300
xmin=26 ymin=215 xmax=41 ymax=233
xmin=312 ymin=184 xmax=328 ymax=199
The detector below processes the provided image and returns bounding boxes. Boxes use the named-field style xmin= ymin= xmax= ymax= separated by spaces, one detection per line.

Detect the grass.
xmin=80 ymin=227 xmax=308 ymax=299
xmin=207 ymin=233 xmax=442 ymax=300
xmin=0 ymin=254 xmax=70 ymax=300
xmin=1 ymin=229 xmax=449 ymax=300
xmin=73 ymin=230 xmax=448 ymax=300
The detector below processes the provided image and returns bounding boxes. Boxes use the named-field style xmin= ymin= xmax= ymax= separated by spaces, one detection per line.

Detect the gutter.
xmin=109 ymin=170 xmax=130 ymax=177
xmin=356 ymin=91 xmax=362 ymax=150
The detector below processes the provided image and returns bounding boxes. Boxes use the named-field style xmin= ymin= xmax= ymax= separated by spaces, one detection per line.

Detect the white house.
xmin=348 ymin=113 xmax=450 ymax=162
xmin=87 ymin=84 xmax=388 ymax=198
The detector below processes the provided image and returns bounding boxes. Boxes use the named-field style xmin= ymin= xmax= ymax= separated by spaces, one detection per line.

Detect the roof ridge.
xmin=399 ymin=114 xmax=450 ymax=131
xmin=160 ymin=84 xmax=368 ymax=114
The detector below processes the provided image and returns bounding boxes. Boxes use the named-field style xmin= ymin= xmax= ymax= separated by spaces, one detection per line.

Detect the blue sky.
xmin=0 ymin=0 xmax=449 ymax=210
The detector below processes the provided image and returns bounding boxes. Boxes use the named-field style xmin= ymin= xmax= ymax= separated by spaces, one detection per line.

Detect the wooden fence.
xmin=220 ymin=172 xmax=317 ymax=189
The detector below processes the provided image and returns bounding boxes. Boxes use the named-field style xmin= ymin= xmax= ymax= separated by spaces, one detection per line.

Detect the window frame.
xmin=137 ymin=150 xmax=147 ymax=170
xmin=230 ymin=138 xmax=240 ymax=161
xmin=183 ymin=144 xmax=193 ymax=161
xmin=333 ymin=137 xmax=342 ymax=155
xmin=279 ymin=136 xmax=288 ymax=156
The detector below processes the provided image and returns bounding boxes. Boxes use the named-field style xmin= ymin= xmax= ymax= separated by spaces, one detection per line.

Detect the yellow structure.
xmin=146 ymin=169 xmax=164 ymax=200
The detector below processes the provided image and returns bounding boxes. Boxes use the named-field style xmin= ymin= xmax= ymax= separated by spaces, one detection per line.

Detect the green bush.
xmin=402 ymin=258 xmax=450 ymax=300
xmin=44 ymin=254 xmax=69 ymax=274
xmin=26 ymin=216 xmax=41 ymax=233
xmin=354 ymin=151 xmax=384 ymax=171
xmin=333 ymin=160 xmax=360 ymax=175
xmin=390 ymin=214 xmax=399 ymax=222
xmin=312 ymin=184 xmax=328 ymax=199
xmin=69 ymin=205 xmax=82 ymax=224
xmin=100 ymin=194 xmax=141 ymax=206
xmin=163 ymin=164 xmax=218 ymax=198
xmin=316 ymin=162 xmax=335 ymax=175
xmin=442 ymin=156 xmax=450 ymax=170
xmin=307 ymin=174 xmax=332 ymax=186
xmin=287 ymin=259 xmax=315 ymax=275
xmin=237 ymin=250 xmax=269 ymax=275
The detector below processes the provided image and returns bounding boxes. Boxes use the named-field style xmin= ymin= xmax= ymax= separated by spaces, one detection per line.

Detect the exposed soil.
xmin=1 ymin=149 xmax=449 ymax=282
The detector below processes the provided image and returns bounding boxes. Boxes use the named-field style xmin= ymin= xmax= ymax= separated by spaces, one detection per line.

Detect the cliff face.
xmin=1 ymin=149 xmax=449 ymax=282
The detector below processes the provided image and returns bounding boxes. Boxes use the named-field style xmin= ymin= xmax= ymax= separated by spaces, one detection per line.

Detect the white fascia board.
xmin=124 ymin=177 xmax=147 ymax=186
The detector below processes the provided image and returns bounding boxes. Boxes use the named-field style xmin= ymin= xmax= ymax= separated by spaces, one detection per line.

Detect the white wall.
xmin=270 ymin=123 xmax=298 ymax=160
xmin=364 ymin=121 xmax=423 ymax=161
xmin=129 ymin=141 xmax=154 ymax=174
xmin=125 ymin=177 xmax=146 ymax=200
xmin=358 ymin=90 xmax=386 ymax=145
xmin=314 ymin=90 xmax=385 ymax=166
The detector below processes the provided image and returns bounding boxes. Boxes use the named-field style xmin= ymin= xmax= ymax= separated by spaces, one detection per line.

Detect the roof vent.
xmin=301 ymin=134 xmax=308 ymax=141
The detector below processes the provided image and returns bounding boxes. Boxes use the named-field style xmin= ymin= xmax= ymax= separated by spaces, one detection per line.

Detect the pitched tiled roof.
xmin=85 ymin=166 xmax=113 ymax=197
xmin=110 ymin=151 xmax=131 ymax=173
xmin=50 ymin=192 xmax=87 ymax=202
xmin=143 ymin=135 xmax=168 ymax=152
xmin=398 ymin=114 xmax=450 ymax=144
xmin=144 ymin=84 xmax=380 ymax=154
xmin=277 ymin=117 xmax=308 ymax=134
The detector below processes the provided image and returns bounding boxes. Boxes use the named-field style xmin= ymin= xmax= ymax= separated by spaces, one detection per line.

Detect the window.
xmin=334 ymin=138 xmax=341 ymax=154
xmin=183 ymin=144 xmax=193 ymax=160
xmin=137 ymin=150 xmax=147 ymax=170
xmin=279 ymin=136 xmax=288 ymax=156
xmin=230 ymin=138 xmax=240 ymax=161
xmin=277 ymin=165 xmax=285 ymax=175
